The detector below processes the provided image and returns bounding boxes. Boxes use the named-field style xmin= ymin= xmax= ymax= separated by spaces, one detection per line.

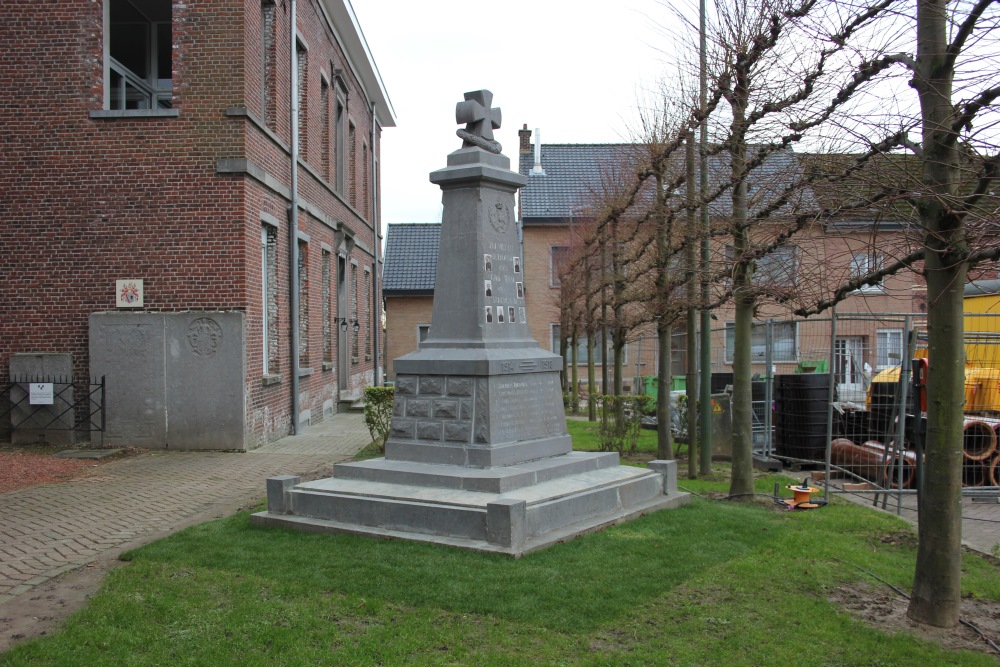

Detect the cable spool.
xmin=962 ymin=419 xmax=998 ymax=461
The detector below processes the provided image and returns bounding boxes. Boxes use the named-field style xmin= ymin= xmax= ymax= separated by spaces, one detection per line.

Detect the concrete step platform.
xmin=251 ymin=457 xmax=689 ymax=556
xmin=332 ymin=451 xmax=620 ymax=493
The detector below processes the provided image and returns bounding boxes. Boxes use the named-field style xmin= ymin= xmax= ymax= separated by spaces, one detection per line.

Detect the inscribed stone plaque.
xmin=487 ymin=373 xmax=565 ymax=443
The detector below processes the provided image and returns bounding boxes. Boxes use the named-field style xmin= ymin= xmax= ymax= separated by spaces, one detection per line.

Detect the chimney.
xmin=518 ymin=124 xmax=532 ymax=153
xmin=530 ymin=128 xmax=545 ymax=176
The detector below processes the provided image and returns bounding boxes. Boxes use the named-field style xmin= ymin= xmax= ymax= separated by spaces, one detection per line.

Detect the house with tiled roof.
xmin=514 ymin=128 xmax=923 ymax=400
xmin=383 ymin=223 xmax=440 ymax=379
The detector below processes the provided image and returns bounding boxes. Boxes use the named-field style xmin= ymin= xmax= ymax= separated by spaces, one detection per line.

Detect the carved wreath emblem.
xmin=186 ymin=317 xmax=223 ymax=357
xmin=489 ymin=198 xmax=511 ymax=233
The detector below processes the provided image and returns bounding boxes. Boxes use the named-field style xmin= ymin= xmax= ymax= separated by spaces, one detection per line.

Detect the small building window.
xmin=364 ymin=269 xmax=373 ymax=360
xmin=418 ymin=325 xmax=431 ymax=343
xmin=335 ymin=94 xmax=347 ymax=194
xmin=551 ymin=325 xmax=619 ymax=365
xmin=877 ymin=329 xmax=903 ymax=369
xmin=550 ymin=246 xmax=570 ymax=287
xmin=298 ymin=239 xmax=309 ymax=368
xmin=107 ymin=0 xmax=173 ymax=110
xmin=725 ymin=244 xmax=798 ymax=287
xmin=724 ymin=321 xmax=797 ymax=363
xmin=322 ymin=250 xmax=333 ymax=365
xmin=348 ymin=122 xmax=357 ymax=208
xmin=260 ymin=0 xmax=276 ymax=127
xmin=351 ymin=263 xmax=359 ymax=362
xmin=320 ymin=76 xmax=331 ymax=181
xmin=851 ymin=252 xmax=885 ymax=292
xmin=262 ymin=224 xmax=279 ymax=375
xmin=296 ymin=39 xmax=308 ymax=159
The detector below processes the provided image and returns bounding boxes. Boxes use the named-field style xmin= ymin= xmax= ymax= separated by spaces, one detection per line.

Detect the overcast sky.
xmin=351 ymin=0 xmax=679 ymax=225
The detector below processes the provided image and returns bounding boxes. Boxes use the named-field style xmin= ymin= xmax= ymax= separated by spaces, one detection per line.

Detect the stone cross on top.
xmin=455 ymin=89 xmax=502 ymax=154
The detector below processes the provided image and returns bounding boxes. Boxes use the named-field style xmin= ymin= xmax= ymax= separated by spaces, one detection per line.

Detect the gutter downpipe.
xmin=371 ymin=100 xmax=382 ymax=385
xmin=288 ymin=0 xmax=301 ymax=434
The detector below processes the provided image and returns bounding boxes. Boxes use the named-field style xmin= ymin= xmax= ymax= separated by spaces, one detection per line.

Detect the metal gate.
xmin=0 ymin=375 xmax=106 ymax=445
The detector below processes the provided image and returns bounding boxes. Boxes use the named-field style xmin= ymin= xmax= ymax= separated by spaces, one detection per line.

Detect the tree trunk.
xmin=658 ymin=320 xmax=674 ymax=459
xmin=686 ymin=130 xmax=699 ymax=479
xmin=728 ymin=90 xmax=755 ymax=500
xmin=654 ymin=171 xmax=673 ymax=458
xmin=586 ymin=264 xmax=597 ymax=421
xmin=570 ymin=329 xmax=579 ymax=414
xmin=907 ymin=0 xmax=965 ymax=628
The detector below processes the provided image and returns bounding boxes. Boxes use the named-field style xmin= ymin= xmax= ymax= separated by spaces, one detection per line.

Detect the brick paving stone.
xmin=0 ymin=412 xmax=370 ymax=604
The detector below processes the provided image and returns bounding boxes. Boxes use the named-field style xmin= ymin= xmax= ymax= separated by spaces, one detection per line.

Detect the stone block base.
xmin=251 ymin=457 xmax=689 ymax=557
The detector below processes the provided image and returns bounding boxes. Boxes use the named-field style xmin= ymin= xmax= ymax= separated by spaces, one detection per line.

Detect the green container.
xmin=641 ymin=376 xmax=687 ymax=397
xmin=795 ymin=360 xmax=828 ymax=374
xmin=643 ymin=376 xmax=658 ymax=399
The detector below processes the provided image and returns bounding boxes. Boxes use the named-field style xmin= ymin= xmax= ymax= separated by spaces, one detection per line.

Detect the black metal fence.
xmin=0 ymin=375 xmax=105 ymax=446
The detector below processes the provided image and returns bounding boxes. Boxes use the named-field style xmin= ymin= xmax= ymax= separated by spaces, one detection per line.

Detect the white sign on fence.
xmin=29 ymin=383 xmax=54 ymax=405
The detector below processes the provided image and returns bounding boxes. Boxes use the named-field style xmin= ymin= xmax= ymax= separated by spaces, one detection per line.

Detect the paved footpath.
xmin=0 ymin=412 xmax=372 ymax=605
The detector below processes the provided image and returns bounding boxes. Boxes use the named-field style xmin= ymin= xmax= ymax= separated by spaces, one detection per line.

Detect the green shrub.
xmin=596 ymin=394 xmax=654 ymax=455
xmin=363 ymin=385 xmax=394 ymax=453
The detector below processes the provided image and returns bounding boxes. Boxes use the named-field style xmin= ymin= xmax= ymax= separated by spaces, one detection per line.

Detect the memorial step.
xmin=332 ymin=450 xmax=620 ymax=493
xmin=274 ymin=465 xmax=668 ymax=546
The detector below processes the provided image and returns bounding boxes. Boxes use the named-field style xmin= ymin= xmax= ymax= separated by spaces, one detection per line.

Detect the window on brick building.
xmin=298 ymin=239 xmax=309 ymax=368
xmin=364 ymin=269 xmax=372 ymax=360
xmin=351 ymin=263 xmax=359 ymax=362
xmin=335 ymin=94 xmax=346 ymax=194
xmin=724 ymin=244 xmax=799 ymax=287
xmin=362 ymin=143 xmax=370 ymax=219
xmin=850 ymin=251 xmax=885 ymax=292
xmin=322 ymin=249 xmax=333 ymax=366
xmin=262 ymin=225 xmax=279 ymax=375
xmin=551 ymin=325 xmax=616 ymax=365
xmin=550 ymin=246 xmax=570 ymax=287
xmin=107 ymin=0 xmax=173 ymax=109
xmin=418 ymin=325 xmax=430 ymax=343
xmin=260 ymin=0 xmax=276 ymax=126
xmin=320 ymin=76 xmax=330 ymax=180
xmin=296 ymin=40 xmax=308 ymax=159
xmin=348 ymin=123 xmax=357 ymax=208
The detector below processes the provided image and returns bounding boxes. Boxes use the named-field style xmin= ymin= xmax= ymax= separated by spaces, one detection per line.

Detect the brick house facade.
xmin=0 ymin=0 xmax=394 ymax=449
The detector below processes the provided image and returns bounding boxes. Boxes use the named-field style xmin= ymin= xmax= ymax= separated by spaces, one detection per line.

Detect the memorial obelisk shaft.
xmin=387 ymin=90 xmax=571 ymax=468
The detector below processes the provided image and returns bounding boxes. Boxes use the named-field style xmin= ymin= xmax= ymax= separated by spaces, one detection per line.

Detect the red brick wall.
xmin=384 ymin=296 xmax=433 ymax=380
xmin=1 ymin=0 xmax=384 ymax=447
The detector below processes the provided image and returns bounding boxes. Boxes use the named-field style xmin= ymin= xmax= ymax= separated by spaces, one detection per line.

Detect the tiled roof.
xmin=518 ymin=143 xmax=819 ymax=222
xmin=383 ymin=223 xmax=440 ymax=294
xmin=518 ymin=144 xmax=639 ymax=220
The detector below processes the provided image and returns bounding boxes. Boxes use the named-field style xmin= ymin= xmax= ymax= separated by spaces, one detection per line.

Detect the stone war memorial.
xmin=252 ymin=91 xmax=688 ymax=555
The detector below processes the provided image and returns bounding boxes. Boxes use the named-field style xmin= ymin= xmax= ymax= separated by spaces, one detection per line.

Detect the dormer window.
xmin=107 ymin=0 xmax=173 ymax=110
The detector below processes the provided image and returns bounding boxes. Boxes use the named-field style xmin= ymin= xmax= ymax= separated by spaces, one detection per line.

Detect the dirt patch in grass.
xmin=829 ymin=580 xmax=1000 ymax=658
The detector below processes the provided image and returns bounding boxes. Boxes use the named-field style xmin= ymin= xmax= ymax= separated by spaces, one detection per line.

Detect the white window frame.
xmin=850 ymin=252 xmax=885 ymax=293
xmin=725 ymin=244 xmax=798 ymax=287
xmin=876 ymin=329 xmax=904 ymax=370
xmin=262 ymin=227 xmax=270 ymax=371
xmin=724 ymin=321 xmax=798 ymax=364
xmin=551 ymin=324 xmax=624 ymax=365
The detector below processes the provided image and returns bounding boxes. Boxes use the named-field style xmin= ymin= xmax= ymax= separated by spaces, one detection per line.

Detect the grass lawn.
xmin=3 ymin=431 xmax=999 ymax=665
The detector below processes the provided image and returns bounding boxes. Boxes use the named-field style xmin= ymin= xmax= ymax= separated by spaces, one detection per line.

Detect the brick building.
xmin=382 ymin=223 xmax=439 ymax=380
xmin=0 ymin=0 xmax=394 ymax=449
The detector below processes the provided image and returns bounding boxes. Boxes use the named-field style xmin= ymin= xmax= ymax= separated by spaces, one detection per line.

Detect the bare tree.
xmin=792 ymin=0 xmax=1000 ymax=628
